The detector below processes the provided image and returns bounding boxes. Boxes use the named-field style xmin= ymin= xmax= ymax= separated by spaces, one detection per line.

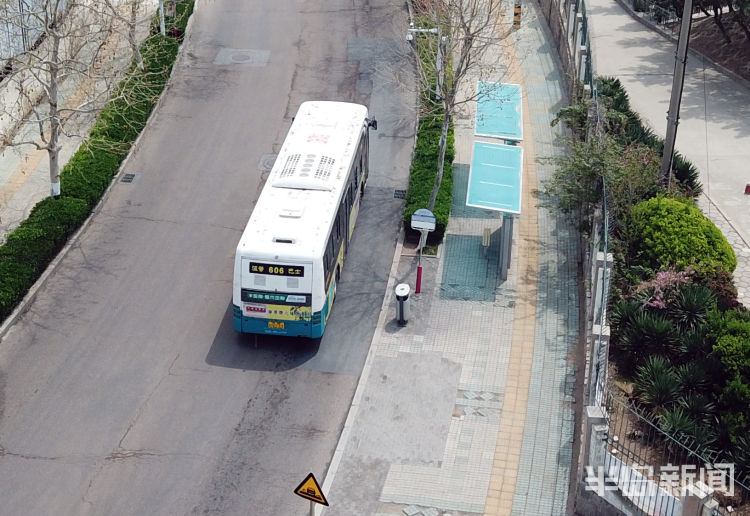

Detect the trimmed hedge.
xmin=0 ymin=197 xmax=89 ymax=318
xmin=60 ymin=140 xmax=128 ymax=208
xmin=403 ymin=114 xmax=455 ymax=243
xmin=89 ymin=35 xmax=178 ymax=144
xmin=0 ymin=4 xmax=194 ymax=323
xmin=627 ymin=195 xmax=737 ymax=274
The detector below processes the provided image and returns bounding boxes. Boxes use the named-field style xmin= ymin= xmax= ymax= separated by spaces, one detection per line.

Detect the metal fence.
xmin=0 ymin=0 xmax=67 ymax=61
xmin=605 ymin=391 xmax=750 ymax=515
xmin=618 ymin=0 xmax=704 ymax=38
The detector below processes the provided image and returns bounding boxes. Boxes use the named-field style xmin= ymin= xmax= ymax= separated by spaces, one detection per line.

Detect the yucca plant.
xmin=680 ymin=421 xmax=719 ymax=458
xmin=633 ymin=311 xmax=679 ymax=357
xmin=658 ymin=406 xmax=694 ymax=437
xmin=678 ymin=330 xmax=710 ymax=360
xmin=672 ymin=152 xmax=702 ymax=198
xmin=611 ymin=299 xmax=641 ymax=332
xmin=596 ymin=77 xmax=631 ymax=114
xmin=634 ymin=355 xmax=680 ymax=416
xmin=670 ymin=284 xmax=716 ymax=333
xmin=726 ymin=434 xmax=750 ymax=487
xmin=675 ymin=362 xmax=709 ymax=395
xmin=679 ymin=392 xmax=716 ymax=423
xmin=617 ymin=311 xmax=679 ymax=375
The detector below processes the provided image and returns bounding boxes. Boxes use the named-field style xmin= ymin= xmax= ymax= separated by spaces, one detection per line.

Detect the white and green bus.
xmin=233 ymin=101 xmax=376 ymax=338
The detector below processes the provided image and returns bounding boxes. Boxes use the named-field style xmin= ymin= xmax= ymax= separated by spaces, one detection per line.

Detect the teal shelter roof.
xmin=466 ymin=141 xmax=523 ymax=214
xmin=475 ymin=82 xmax=523 ymax=141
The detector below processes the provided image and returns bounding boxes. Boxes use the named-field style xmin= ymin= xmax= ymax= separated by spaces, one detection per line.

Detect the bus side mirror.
xmin=367 ymin=118 xmax=377 ymax=130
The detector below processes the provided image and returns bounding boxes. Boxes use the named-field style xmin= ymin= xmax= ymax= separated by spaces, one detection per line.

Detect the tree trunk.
xmin=130 ymin=0 xmax=144 ymax=70
xmin=712 ymin=2 xmax=733 ymax=44
xmin=48 ymin=33 xmax=61 ymax=198
xmin=734 ymin=10 xmax=750 ymax=48
xmin=428 ymin=112 xmax=451 ymax=211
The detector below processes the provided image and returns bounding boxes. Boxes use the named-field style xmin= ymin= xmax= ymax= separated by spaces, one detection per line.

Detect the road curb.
xmin=0 ymin=2 xmax=200 ymax=342
xmin=318 ymin=88 xmax=421 ymax=513
xmin=316 ymin=225 xmax=405 ymax=515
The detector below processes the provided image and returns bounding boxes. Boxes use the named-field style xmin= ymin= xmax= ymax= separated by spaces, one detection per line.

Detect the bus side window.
xmin=337 ymin=205 xmax=344 ymax=241
xmin=324 ymin=234 xmax=335 ymax=279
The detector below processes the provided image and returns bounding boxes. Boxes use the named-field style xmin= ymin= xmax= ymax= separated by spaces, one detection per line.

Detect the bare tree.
xmin=410 ymin=0 xmax=509 ymax=211
xmin=98 ymin=0 xmax=148 ymax=70
xmin=0 ymin=0 xmax=124 ymax=197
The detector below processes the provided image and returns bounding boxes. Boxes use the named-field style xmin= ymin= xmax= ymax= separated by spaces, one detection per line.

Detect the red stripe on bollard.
xmin=416 ymin=265 xmax=423 ymax=294
xmin=745 ymin=184 xmax=750 ymax=195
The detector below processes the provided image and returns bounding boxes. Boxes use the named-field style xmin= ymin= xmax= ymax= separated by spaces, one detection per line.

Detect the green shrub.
xmin=709 ymin=309 xmax=750 ymax=448
xmin=627 ymin=195 xmax=737 ymax=274
xmin=60 ymin=140 xmax=127 ymax=207
xmin=403 ymin=114 xmax=455 ymax=243
xmin=719 ymin=375 xmax=750 ymax=445
xmin=596 ymin=77 xmax=702 ymax=197
xmin=672 ymin=152 xmax=702 ymax=198
xmin=0 ymin=260 xmax=35 ymax=318
xmin=90 ymin=35 xmax=178 ymax=144
xmin=174 ymin=0 xmax=195 ymax=37
xmin=0 ymin=197 xmax=89 ymax=318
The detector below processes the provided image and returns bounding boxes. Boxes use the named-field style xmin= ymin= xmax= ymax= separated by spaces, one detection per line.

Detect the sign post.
xmin=294 ymin=472 xmax=329 ymax=516
xmin=410 ymin=209 xmax=436 ymax=294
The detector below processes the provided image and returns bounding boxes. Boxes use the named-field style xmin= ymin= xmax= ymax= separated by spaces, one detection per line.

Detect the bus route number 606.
xmin=268 ymin=321 xmax=285 ymax=330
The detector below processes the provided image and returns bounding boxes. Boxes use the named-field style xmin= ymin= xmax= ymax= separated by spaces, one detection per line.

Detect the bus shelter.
xmin=475 ymin=82 xmax=523 ymax=142
xmin=466 ymin=141 xmax=523 ymax=280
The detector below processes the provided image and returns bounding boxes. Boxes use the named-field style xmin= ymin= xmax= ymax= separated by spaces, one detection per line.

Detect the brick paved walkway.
xmin=321 ymin=2 xmax=580 ymax=515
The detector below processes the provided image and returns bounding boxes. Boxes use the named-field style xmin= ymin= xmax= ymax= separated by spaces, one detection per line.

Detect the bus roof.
xmin=236 ymin=101 xmax=369 ymax=260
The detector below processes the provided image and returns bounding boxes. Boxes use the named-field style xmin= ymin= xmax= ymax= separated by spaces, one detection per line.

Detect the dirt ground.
xmin=681 ymin=12 xmax=750 ymax=83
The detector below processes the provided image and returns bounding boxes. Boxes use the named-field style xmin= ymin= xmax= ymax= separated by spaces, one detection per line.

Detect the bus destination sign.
xmin=249 ymin=262 xmax=304 ymax=277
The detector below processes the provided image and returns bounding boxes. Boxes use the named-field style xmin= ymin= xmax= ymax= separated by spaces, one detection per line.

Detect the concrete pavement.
xmin=587 ymin=0 xmax=750 ymax=305
xmin=321 ymin=2 xmax=579 ymax=514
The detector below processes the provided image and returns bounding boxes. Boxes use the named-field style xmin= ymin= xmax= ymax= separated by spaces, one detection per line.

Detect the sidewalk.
xmin=321 ymin=2 xmax=579 ymax=514
xmin=587 ymin=0 xmax=750 ymax=306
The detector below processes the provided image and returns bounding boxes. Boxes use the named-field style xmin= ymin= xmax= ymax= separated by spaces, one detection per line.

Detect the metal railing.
xmin=605 ymin=391 xmax=750 ymax=514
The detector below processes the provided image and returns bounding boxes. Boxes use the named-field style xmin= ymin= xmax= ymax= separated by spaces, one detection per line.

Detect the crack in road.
xmin=0 ymin=442 xmax=96 ymax=463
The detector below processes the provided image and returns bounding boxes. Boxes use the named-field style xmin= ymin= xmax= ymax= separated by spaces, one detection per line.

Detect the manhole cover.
xmin=231 ymin=53 xmax=252 ymax=62
xmin=214 ymin=48 xmax=270 ymax=67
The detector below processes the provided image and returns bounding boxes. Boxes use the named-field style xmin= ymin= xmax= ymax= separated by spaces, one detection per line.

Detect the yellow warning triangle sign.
xmin=294 ymin=472 xmax=329 ymax=506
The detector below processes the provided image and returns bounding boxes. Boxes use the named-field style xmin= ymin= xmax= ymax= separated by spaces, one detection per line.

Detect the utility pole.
xmin=659 ymin=0 xmax=694 ymax=188
xmin=406 ymin=24 xmax=442 ymax=100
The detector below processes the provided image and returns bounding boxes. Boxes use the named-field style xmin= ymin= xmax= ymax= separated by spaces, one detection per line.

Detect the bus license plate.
xmin=268 ymin=321 xmax=285 ymax=330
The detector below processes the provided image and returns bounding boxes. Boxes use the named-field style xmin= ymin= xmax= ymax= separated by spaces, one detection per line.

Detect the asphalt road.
xmin=0 ymin=1 xmax=416 ymax=514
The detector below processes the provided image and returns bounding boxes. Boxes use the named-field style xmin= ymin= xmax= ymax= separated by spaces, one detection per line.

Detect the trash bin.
xmin=395 ymin=283 xmax=411 ymax=326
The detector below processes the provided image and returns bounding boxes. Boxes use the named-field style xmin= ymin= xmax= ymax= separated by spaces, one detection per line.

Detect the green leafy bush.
xmin=0 ymin=197 xmax=89 ymax=318
xmin=627 ymin=195 xmax=737 ymax=274
xmin=90 ymin=35 xmax=178 ymax=144
xmin=403 ymin=114 xmax=455 ymax=243
xmin=174 ymin=0 xmax=195 ymax=38
xmin=705 ymin=310 xmax=750 ymax=473
xmin=60 ymin=140 xmax=127 ymax=207
xmin=596 ymin=77 xmax=702 ymax=197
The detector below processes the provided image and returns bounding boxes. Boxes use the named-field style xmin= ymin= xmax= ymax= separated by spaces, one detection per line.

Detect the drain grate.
xmin=120 ymin=173 xmax=137 ymax=183
xmin=393 ymin=189 xmax=407 ymax=199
